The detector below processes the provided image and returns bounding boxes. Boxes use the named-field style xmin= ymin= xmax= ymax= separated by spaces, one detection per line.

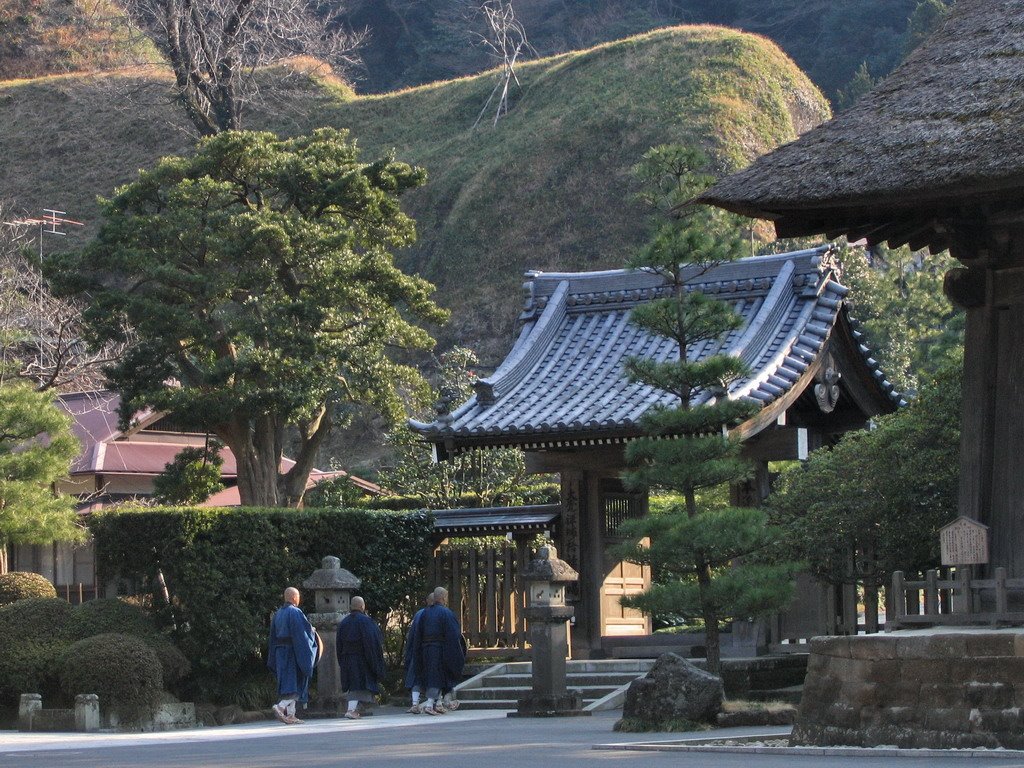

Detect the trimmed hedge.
xmin=66 ymin=598 xmax=156 ymax=641
xmin=0 ymin=597 xmax=72 ymax=642
xmin=59 ymin=633 xmax=163 ymax=725
xmin=0 ymin=572 xmax=57 ymax=605
xmin=89 ymin=506 xmax=434 ymax=700
xmin=0 ymin=598 xmax=74 ymax=707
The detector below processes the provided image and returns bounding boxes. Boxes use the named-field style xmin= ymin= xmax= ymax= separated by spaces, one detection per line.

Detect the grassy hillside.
xmin=0 ymin=0 xmax=155 ymax=80
xmin=0 ymin=26 xmax=827 ymax=363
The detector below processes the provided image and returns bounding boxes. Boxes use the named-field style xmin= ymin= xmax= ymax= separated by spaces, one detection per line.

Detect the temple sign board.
xmin=940 ymin=516 xmax=989 ymax=566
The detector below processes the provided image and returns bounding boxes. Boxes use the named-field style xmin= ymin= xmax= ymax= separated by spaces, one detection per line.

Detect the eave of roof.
xmin=697 ymin=0 xmax=1024 ymax=251
xmin=411 ymin=247 xmax=902 ymax=453
xmin=432 ymin=504 xmax=560 ymax=535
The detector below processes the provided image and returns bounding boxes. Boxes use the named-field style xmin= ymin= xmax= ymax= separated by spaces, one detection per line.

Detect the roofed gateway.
xmin=414 ymin=246 xmax=900 ymax=656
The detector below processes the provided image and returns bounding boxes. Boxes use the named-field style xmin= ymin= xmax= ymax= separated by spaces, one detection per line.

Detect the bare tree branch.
xmin=0 ymin=204 xmax=127 ymax=392
xmin=111 ymin=0 xmax=366 ymax=135
xmin=473 ymin=0 xmax=534 ymax=129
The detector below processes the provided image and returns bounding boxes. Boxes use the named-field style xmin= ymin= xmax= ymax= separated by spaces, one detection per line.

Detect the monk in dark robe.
xmin=415 ymin=586 xmax=465 ymax=715
xmin=404 ymin=592 xmax=434 ymax=713
xmin=336 ymin=595 xmax=386 ymax=720
xmin=268 ymin=587 xmax=318 ymax=725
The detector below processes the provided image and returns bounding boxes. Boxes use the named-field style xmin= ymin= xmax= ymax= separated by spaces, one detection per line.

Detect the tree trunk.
xmin=217 ymin=417 xmax=283 ymax=507
xmin=0 ymin=545 xmax=8 ymax=575
xmin=699 ymin=565 xmax=721 ymax=676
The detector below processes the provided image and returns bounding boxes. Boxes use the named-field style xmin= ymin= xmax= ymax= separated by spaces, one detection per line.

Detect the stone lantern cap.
xmin=520 ymin=545 xmax=578 ymax=583
xmin=302 ymin=556 xmax=361 ymax=591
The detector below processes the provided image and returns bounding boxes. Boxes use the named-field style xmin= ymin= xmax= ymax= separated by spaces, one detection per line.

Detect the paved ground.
xmin=1 ymin=708 xmax=1021 ymax=768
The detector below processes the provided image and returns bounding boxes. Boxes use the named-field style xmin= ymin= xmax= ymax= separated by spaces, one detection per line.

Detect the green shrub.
xmin=89 ymin=506 xmax=434 ymax=701
xmin=66 ymin=598 xmax=155 ymax=641
xmin=0 ymin=597 xmax=74 ymax=707
xmin=0 ymin=597 xmax=72 ymax=642
xmin=0 ymin=641 xmax=68 ymax=707
xmin=59 ymin=633 xmax=163 ymax=725
xmin=145 ymin=636 xmax=192 ymax=689
xmin=0 ymin=572 xmax=57 ymax=605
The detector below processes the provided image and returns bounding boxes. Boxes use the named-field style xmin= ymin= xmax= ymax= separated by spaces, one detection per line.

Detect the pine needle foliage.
xmin=616 ymin=145 xmax=798 ymax=675
xmin=0 ymin=383 xmax=82 ymax=559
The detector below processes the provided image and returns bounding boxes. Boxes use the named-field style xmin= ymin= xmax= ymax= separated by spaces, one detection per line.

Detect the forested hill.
xmin=339 ymin=0 xmax=942 ymax=102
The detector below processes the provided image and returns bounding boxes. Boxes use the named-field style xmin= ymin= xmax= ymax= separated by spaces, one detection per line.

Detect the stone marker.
xmin=623 ymin=653 xmax=724 ymax=725
xmin=18 ymin=693 xmax=41 ymax=731
xmin=74 ymin=694 xmax=100 ymax=732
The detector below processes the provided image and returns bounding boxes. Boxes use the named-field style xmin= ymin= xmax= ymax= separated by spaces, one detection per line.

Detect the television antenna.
xmin=1 ymin=208 xmax=86 ymax=384
xmin=5 ymin=208 xmax=85 ymax=260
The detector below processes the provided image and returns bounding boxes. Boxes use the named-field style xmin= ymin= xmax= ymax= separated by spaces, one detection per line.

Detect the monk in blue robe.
xmin=415 ymin=586 xmax=466 ymax=715
xmin=404 ymin=592 xmax=434 ymax=713
xmin=336 ymin=595 xmax=386 ymax=720
xmin=267 ymin=587 xmax=318 ymax=725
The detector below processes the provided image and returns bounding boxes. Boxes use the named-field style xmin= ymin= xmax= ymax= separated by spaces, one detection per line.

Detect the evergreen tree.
xmin=152 ymin=441 xmax=225 ymax=506
xmin=380 ymin=347 xmax=528 ymax=508
xmin=842 ymin=243 xmax=963 ymax=391
xmin=49 ymin=128 xmax=447 ymax=507
xmin=0 ymin=384 xmax=82 ymax=573
xmin=616 ymin=146 xmax=798 ymax=675
xmin=768 ymin=358 xmax=961 ymax=620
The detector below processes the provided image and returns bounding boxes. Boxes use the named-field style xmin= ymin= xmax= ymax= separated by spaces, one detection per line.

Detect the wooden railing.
xmin=429 ymin=543 xmax=532 ymax=654
xmin=59 ymin=583 xmax=98 ymax=605
xmin=891 ymin=567 xmax=1024 ymax=627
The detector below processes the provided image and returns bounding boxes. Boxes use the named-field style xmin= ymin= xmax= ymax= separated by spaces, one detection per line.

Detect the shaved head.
xmin=426 ymin=592 xmax=435 ymax=606
xmin=351 ymin=595 xmax=366 ymax=612
xmin=284 ymin=587 xmax=300 ymax=606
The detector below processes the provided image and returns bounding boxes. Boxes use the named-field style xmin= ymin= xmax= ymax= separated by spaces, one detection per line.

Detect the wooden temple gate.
xmin=430 ymin=505 xmax=559 ymax=655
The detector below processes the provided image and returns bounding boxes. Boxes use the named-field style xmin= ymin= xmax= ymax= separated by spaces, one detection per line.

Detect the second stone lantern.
xmin=302 ymin=556 xmax=361 ymax=715
xmin=511 ymin=544 xmax=589 ymax=717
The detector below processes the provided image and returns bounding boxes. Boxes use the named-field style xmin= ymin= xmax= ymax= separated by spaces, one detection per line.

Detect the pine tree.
xmin=0 ymin=383 xmax=82 ymax=573
xmin=616 ymin=145 xmax=798 ymax=675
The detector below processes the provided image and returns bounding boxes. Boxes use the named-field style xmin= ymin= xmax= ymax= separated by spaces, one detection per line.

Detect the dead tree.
xmin=119 ymin=0 xmax=366 ymax=135
xmin=0 ymin=207 xmax=124 ymax=392
xmin=474 ymin=0 xmax=534 ymax=128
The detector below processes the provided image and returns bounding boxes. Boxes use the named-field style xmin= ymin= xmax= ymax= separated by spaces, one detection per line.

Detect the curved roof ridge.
xmin=730 ymin=258 xmax=797 ymax=368
xmin=477 ymin=280 xmax=570 ymax=405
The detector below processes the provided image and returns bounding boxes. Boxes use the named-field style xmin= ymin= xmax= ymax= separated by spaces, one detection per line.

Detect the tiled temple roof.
xmin=411 ymin=246 xmax=903 ymax=451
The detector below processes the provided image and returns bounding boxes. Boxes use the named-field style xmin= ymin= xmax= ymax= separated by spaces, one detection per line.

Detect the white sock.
xmin=442 ymin=693 xmax=452 ymax=705
xmin=425 ymin=698 xmax=435 ymax=710
xmin=286 ymin=700 xmax=297 ymax=717
xmin=347 ymin=700 xmax=358 ymax=712
xmin=411 ymin=691 xmax=421 ymax=705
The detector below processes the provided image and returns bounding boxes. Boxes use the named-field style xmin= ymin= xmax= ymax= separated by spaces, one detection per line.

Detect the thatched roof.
xmin=699 ymin=0 xmax=1024 ymax=253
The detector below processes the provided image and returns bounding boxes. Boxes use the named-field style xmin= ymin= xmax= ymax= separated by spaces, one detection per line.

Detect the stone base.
xmin=793 ymin=628 xmax=1024 ymax=749
xmin=508 ymin=691 xmax=590 ymax=717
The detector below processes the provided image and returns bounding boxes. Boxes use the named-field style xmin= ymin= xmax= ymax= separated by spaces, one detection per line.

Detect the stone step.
xmin=450 ymin=699 xmax=517 ymax=710
xmin=456 ymin=685 xmax=620 ymax=700
xmin=483 ymin=672 xmax=643 ymax=688
xmin=494 ymin=660 xmax=655 ymax=674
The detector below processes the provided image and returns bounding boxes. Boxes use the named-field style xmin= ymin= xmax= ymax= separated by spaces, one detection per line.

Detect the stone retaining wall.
xmin=793 ymin=629 xmax=1024 ymax=749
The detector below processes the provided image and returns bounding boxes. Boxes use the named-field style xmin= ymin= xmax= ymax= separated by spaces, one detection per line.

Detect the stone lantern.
xmin=302 ymin=556 xmax=361 ymax=714
xmin=511 ymin=544 xmax=588 ymax=717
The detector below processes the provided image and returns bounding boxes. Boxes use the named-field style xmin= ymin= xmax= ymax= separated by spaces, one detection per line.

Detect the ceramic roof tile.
xmin=412 ymin=247 xmax=903 ymax=447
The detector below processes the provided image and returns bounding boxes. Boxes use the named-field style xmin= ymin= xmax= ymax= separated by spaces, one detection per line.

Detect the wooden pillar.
xmin=945 ymin=227 xmax=1024 ymax=577
xmin=560 ymin=470 xmax=602 ymax=657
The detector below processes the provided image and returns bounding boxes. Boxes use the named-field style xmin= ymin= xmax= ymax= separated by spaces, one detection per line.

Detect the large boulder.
xmin=623 ymin=653 xmax=724 ymax=724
